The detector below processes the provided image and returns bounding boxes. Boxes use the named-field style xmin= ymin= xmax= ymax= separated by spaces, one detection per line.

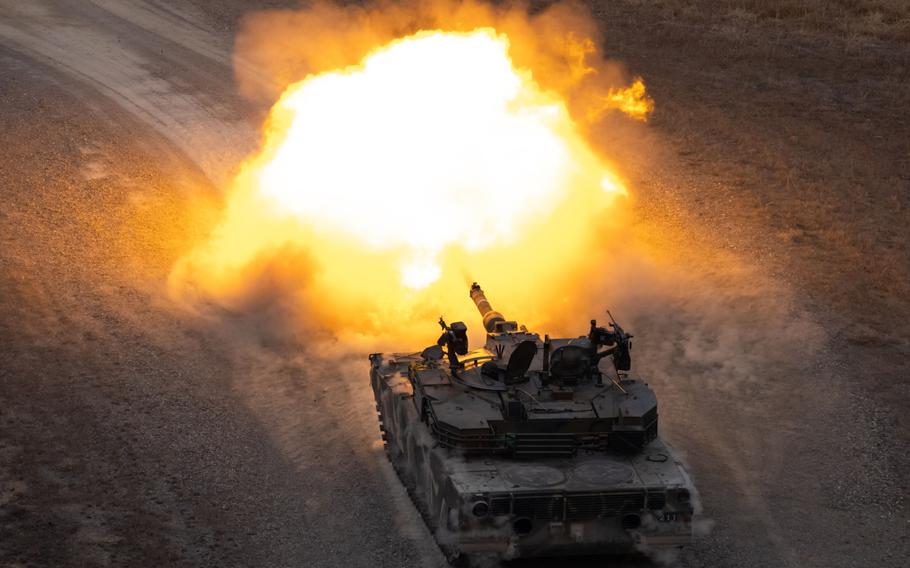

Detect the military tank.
xmin=369 ymin=283 xmax=694 ymax=564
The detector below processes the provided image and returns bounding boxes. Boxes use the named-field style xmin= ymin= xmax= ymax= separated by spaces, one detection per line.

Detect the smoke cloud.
xmin=233 ymin=0 xmax=633 ymax=117
xmin=165 ymin=2 xmax=837 ymax=558
xmin=170 ymin=0 xmax=663 ymax=350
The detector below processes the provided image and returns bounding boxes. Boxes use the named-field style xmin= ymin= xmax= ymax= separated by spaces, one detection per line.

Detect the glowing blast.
xmin=401 ymin=253 xmax=442 ymax=290
xmin=604 ymin=79 xmax=654 ymax=121
xmin=600 ymin=173 xmax=628 ymax=196
xmin=173 ymin=27 xmax=649 ymax=342
xmin=255 ymin=29 xmax=619 ymax=287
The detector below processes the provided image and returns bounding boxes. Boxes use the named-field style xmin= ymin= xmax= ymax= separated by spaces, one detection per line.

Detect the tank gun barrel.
xmin=469 ymin=282 xmax=507 ymax=333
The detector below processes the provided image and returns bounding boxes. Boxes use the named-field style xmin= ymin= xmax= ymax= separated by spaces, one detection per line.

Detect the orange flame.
xmin=171 ymin=26 xmax=647 ymax=344
xmin=585 ymin=78 xmax=654 ymax=123
xmin=606 ymin=78 xmax=654 ymax=121
xmin=260 ymin=30 xmax=584 ymax=289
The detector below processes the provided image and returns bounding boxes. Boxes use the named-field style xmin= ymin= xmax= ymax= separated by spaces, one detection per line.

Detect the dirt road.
xmin=1 ymin=1 xmax=907 ymax=567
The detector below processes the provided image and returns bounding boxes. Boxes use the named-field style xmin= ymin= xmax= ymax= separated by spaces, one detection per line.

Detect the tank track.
xmin=376 ymin=402 xmax=469 ymax=566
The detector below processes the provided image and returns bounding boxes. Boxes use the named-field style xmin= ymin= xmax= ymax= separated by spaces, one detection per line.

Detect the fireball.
xmin=173 ymin=27 xmax=650 ymax=341
xmin=259 ymin=30 xmax=573 ymax=288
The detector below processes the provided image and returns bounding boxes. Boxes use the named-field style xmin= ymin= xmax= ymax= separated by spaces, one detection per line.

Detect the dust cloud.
xmin=168 ymin=1 xmax=829 ymax=558
xmin=169 ymin=0 xmax=825 ymax=461
xmin=170 ymin=0 xmax=662 ymax=349
xmin=233 ymin=0 xmax=634 ymax=118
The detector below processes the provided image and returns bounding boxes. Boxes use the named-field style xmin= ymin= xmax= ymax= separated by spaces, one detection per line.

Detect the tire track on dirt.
xmin=0 ymin=0 xmax=254 ymax=184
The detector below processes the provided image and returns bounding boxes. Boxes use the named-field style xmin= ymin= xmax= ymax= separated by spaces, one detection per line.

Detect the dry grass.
xmin=589 ymin=0 xmax=910 ymax=489
xmin=630 ymin=0 xmax=910 ymax=42
xmin=591 ymin=0 xmax=910 ymax=345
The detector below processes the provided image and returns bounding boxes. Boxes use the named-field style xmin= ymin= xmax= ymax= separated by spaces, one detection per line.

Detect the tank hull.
xmin=372 ymin=363 xmax=694 ymax=562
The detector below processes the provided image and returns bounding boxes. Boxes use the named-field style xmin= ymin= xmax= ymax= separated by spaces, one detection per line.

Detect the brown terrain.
xmin=1 ymin=1 xmax=908 ymax=567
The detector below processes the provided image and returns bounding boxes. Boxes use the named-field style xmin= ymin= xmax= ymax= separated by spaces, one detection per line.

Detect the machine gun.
xmin=437 ymin=317 xmax=468 ymax=368
xmin=589 ymin=310 xmax=633 ymax=371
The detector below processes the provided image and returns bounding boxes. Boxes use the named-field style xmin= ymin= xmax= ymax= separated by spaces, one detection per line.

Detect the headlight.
xmin=669 ymin=488 xmax=692 ymax=510
xmin=676 ymin=488 xmax=691 ymax=504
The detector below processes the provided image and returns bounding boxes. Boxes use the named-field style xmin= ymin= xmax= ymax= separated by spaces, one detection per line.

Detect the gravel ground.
xmin=1 ymin=1 xmax=908 ymax=567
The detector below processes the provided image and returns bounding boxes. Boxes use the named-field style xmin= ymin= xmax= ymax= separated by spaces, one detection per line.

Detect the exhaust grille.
xmin=490 ymin=496 xmax=511 ymax=517
xmin=647 ymin=491 xmax=666 ymax=510
xmin=486 ymin=490 xmax=646 ymax=521
xmin=512 ymin=494 xmax=564 ymax=521
xmin=566 ymin=492 xmax=644 ymax=520
xmin=510 ymin=433 xmax=576 ymax=457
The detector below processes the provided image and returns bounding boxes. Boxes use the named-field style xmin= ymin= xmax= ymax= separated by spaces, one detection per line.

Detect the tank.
xmin=369 ymin=283 xmax=695 ymax=564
